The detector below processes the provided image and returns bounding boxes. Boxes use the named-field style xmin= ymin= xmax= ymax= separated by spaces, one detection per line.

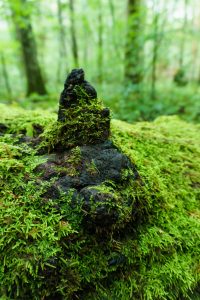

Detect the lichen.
xmin=0 ymin=105 xmax=199 ymax=299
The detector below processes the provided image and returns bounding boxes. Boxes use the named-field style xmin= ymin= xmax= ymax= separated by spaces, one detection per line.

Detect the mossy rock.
xmin=0 ymin=103 xmax=200 ymax=299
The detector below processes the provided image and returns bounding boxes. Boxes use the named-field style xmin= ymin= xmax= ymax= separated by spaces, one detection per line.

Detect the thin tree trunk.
xmin=81 ymin=0 xmax=90 ymax=68
xmin=108 ymin=0 xmax=115 ymax=26
xmin=108 ymin=0 xmax=120 ymax=59
xmin=35 ymin=1 xmax=47 ymax=82
xmin=124 ymin=0 xmax=143 ymax=84
xmin=57 ymin=0 xmax=68 ymax=82
xmin=9 ymin=0 xmax=47 ymax=96
xmin=82 ymin=15 xmax=89 ymax=68
xmin=191 ymin=1 xmax=200 ymax=83
xmin=1 ymin=52 xmax=12 ymax=100
xmin=69 ymin=0 xmax=79 ymax=67
xmin=179 ymin=0 xmax=188 ymax=70
xmin=151 ymin=12 xmax=159 ymax=100
xmin=97 ymin=0 xmax=103 ymax=83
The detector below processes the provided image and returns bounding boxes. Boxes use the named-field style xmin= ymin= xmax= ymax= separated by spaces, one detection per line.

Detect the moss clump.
xmin=41 ymin=98 xmax=110 ymax=152
xmin=86 ymin=159 xmax=99 ymax=175
xmin=0 ymin=105 xmax=200 ymax=299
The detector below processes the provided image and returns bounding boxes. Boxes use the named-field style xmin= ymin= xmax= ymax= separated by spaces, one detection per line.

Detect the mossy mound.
xmin=43 ymin=98 xmax=110 ymax=151
xmin=0 ymin=104 xmax=200 ymax=299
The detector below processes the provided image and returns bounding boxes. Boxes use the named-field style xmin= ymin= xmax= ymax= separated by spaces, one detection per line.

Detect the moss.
xmin=86 ymin=159 xmax=99 ymax=175
xmin=0 ymin=103 xmax=55 ymax=137
xmin=0 ymin=105 xmax=200 ymax=299
xmin=41 ymin=97 xmax=110 ymax=151
xmin=63 ymin=146 xmax=82 ymax=176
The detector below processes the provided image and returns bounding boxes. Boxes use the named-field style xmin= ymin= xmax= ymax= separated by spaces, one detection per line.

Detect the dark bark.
xmin=69 ymin=0 xmax=79 ymax=66
xmin=10 ymin=0 xmax=47 ymax=96
xmin=124 ymin=0 xmax=143 ymax=84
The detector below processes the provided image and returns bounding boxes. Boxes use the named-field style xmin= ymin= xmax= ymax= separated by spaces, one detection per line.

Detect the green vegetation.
xmin=41 ymin=96 xmax=110 ymax=151
xmin=0 ymin=105 xmax=199 ymax=299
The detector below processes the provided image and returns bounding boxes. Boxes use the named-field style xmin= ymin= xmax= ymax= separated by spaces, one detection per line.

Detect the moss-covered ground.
xmin=0 ymin=104 xmax=199 ymax=299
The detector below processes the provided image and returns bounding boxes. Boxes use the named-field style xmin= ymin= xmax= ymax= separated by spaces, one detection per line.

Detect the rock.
xmin=58 ymin=68 xmax=97 ymax=121
xmin=80 ymin=186 xmax=119 ymax=226
xmin=36 ymin=141 xmax=138 ymax=227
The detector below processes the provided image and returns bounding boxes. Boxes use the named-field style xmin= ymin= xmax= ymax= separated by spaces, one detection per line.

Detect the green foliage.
xmin=107 ymin=83 xmax=200 ymax=123
xmin=0 ymin=105 xmax=200 ymax=299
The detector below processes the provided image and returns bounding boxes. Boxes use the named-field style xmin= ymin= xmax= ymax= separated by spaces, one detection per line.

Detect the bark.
xmin=69 ymin=0 xmax=79 ymax=66
xmin=10 ymin=0 xmax=47 ymax=96
xmin=124 ymin=0 xmax=143 ymax=84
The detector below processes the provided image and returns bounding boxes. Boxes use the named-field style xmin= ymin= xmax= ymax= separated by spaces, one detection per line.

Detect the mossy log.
xmin=0 ymin=78 xmax=200 ymax=299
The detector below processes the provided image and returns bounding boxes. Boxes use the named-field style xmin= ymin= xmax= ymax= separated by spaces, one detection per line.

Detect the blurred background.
xmin=0 ymin=0 xmax=200 ymax=123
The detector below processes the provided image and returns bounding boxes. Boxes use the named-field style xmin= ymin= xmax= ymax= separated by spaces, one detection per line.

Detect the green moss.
xmin=42 ymin=98 xmax=110 ymax=151
xmin=62 ymin=146 xmax=82 ymax=176
xmin=0 ymin=105 xmax=199 ymax=299
xmin=86 ymin=159 xmax=99 ymax=175
xmin=0 ymin=103 xmax=55 ymax=136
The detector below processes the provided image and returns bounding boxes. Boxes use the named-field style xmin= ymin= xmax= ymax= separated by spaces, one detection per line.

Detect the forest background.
xmin=0 ymin=0 xmax=199 ymax=123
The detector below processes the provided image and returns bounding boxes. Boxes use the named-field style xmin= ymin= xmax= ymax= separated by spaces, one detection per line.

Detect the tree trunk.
xmin=57 ymin=0 xmax=68 ymax=82
xmin=108 ymin=0 xmax=120 ymax=59
xmin=173 ymin=0 xmax=188 ymax=86
xmin=97 ymin=0 xmax=103 ymax=83
xmin=1 ymin=52 xmax=12 ymax=100
xmin=81 ymin=0 xmax=90 ymax=68
xmin=151 ymin=12 xmax=159 ymax=100
xmin=9 ymin=0 xmax=47 ymax=96
xmin=69 ymin=0 xmax=79 ymax=67
xmin=179 ymin=0 xmax=188 ymax=70
xmin=124 ymin=0 xmax=143 ymax=84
